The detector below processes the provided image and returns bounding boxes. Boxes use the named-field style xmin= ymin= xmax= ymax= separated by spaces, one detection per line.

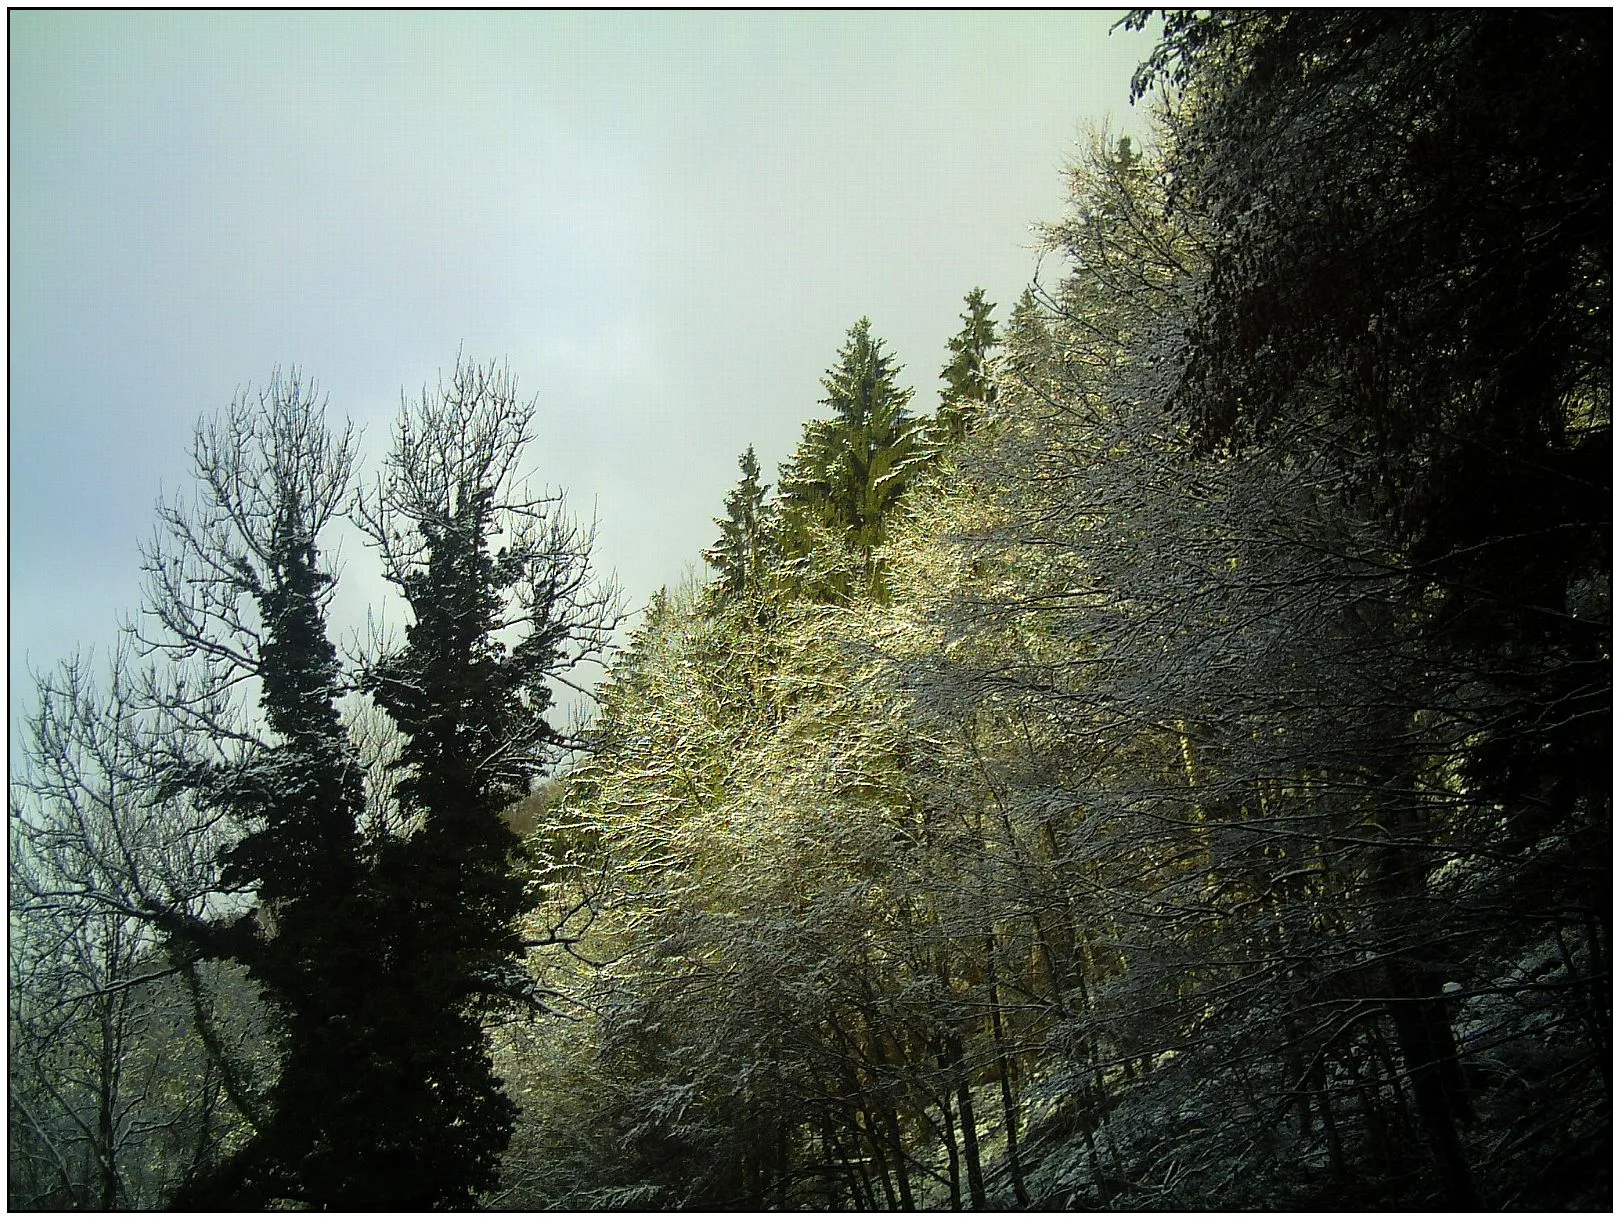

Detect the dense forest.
xmin=10 ymin=11 xmax=1610 ymax=1211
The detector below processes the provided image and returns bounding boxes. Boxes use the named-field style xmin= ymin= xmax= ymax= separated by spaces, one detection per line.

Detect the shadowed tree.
xmin=352 ymin=355 xmax=621 ymax=1207
xmin=1130 ymin=11 xmax=1610 ymax=1203
xmin=132 ymin=372 xmax=392 ymax=1208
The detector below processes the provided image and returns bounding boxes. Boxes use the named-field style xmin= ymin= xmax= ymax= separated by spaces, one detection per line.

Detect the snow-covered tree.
xmin=9 ymin=646 xmax=259 ymax=1208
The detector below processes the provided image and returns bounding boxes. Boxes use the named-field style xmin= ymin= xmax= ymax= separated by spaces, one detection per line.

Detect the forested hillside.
xmin=10 ymin=10 xmax=1609 ymax=1210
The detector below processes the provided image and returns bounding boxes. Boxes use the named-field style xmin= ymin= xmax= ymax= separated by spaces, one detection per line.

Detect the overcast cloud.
xmin=10 ymin=10 xmax=1154 ymax=721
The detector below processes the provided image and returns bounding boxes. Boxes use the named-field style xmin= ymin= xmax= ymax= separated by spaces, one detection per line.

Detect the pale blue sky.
xmin=11 ymin=10 xmax=1154 ymax=715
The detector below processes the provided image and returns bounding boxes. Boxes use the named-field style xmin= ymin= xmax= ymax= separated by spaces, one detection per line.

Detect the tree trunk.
xmin=858 ymin=1102 xmax=898 ymax=1210
xmin=879 ymin=1103 xmax=916 ymax=1210
xmin=937 ymin=1084 xmax=963 ymax=1209
xmin=985 ymin=934 xmax=1030 ymax=1207
xmin=1386 ymin=960 xmax=1479 ymax=1208
xmin=940 ymin=1030 xmax=988 ymax=1209
xmin=97 ymin=1002 xmax=120 ymax=1210
xmin=826 ymin=1120 xmax=875 ymax=1210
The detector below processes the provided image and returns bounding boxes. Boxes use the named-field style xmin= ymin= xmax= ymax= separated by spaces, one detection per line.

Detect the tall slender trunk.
xmin=826 ymin=1120 xmax=875 ymax=1210
xmin=1377 ymin=806 xmax=1478 ymax=1208
xmin=97 ymin=1001 xmax=121 ymax=1210
xmin=1386 ymin=960 xmax=1479 ymax=1207
xmin=985 ymin=934 xmax=1030 ymax=1206
xmin=879 ymin=1103 xmax=916 ymax=1210
xmin=858 ymin=1100 xmax=898 ymax=1209
xmin=1345 ymin=1045 xmax=1394 ymax=1174
xmin=1556 ymin=920 xmax=1611 ymax=1089
xmin=943 ymin=1032 xmax=988 ymax=1209
xmin=774 ymin=1119 xmax=790 ymax=1208
xmin=937 ymin=1083 xmax=963 ymax=1209
xmin=1069 ymin=956 xmax=1117 ymax=1189
xmin=1314 ymin=1059 xmax=1346 ymax=1181
xmin=955 ymin=1076 xmax=988 ymax=1209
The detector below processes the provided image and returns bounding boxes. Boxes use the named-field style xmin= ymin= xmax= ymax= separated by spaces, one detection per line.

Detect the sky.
xmin=10 ymin=10 xmax=1156 ymax=725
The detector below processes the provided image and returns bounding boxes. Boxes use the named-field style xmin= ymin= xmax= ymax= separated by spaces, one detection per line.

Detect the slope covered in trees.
xmin=10 ymin=10 xmax=1608 ymax=1210
xmin=499 ymin=11 xmax=1609 ymax=1208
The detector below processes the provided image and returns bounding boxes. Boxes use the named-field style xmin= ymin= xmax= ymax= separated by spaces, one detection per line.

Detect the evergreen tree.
xmin=703 ymin=445 xmax=771 ymax=597
xmin=776 ymin=319 xmax=923 ymax=600
xmin=1131 ymin=9 xmax=1610 ymax=856
xmin=1130 ymin=16 xmax=1610 ymax=1203
xmin=998 ymin=287 xmax=1058 ymax=400
xmin=936 ymin=287 xmax=999 ymax=444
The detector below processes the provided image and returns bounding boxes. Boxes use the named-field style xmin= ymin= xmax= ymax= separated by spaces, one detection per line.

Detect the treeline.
xmin=497 ymin=11 xmax=1610 ymax=1210
xmin=9 ymin=9 xmax=1610 ymax=1211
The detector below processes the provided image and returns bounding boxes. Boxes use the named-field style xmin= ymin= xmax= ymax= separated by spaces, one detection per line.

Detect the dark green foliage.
xmin=132 ymin=377 xmax=396 ymax=1210
xmin=13 ymin=15 xmax=1608 ymax=1210
xmin=776 ymin=318 xmax=924 ymax=600
xmin=350 ymin=356 xmax=615 ymax=1207
xmin=369 ymin=480 xmax=535 ymax=962
xmin=1137 ymin=0 xmax=1611 ymax=992
xmin=216 ymin=523 xmax=360 ymax=908
xmin=936 ymin=287 xmax=998 ymax=444
xmin=999 ymin=287 xmax=1055 ymax=390
xmin=1133 ymin=12 xmax=1610 ymax=553
xmin=703 ymin=445 xmax=771 ymax=597
xmin=1133 ymin=9 xmax=1609 ymax=554
xmin=64 ymin=361 xmax=615 ymax=1210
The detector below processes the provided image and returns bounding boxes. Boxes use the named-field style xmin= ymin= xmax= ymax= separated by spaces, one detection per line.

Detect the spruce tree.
xmin=703 ymin=445 xmax=771 ymax=596
xmin=776 ymin=318 xmax=922 ymax=599
xmin=936 ymin=287 xmax=999 ymax=444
